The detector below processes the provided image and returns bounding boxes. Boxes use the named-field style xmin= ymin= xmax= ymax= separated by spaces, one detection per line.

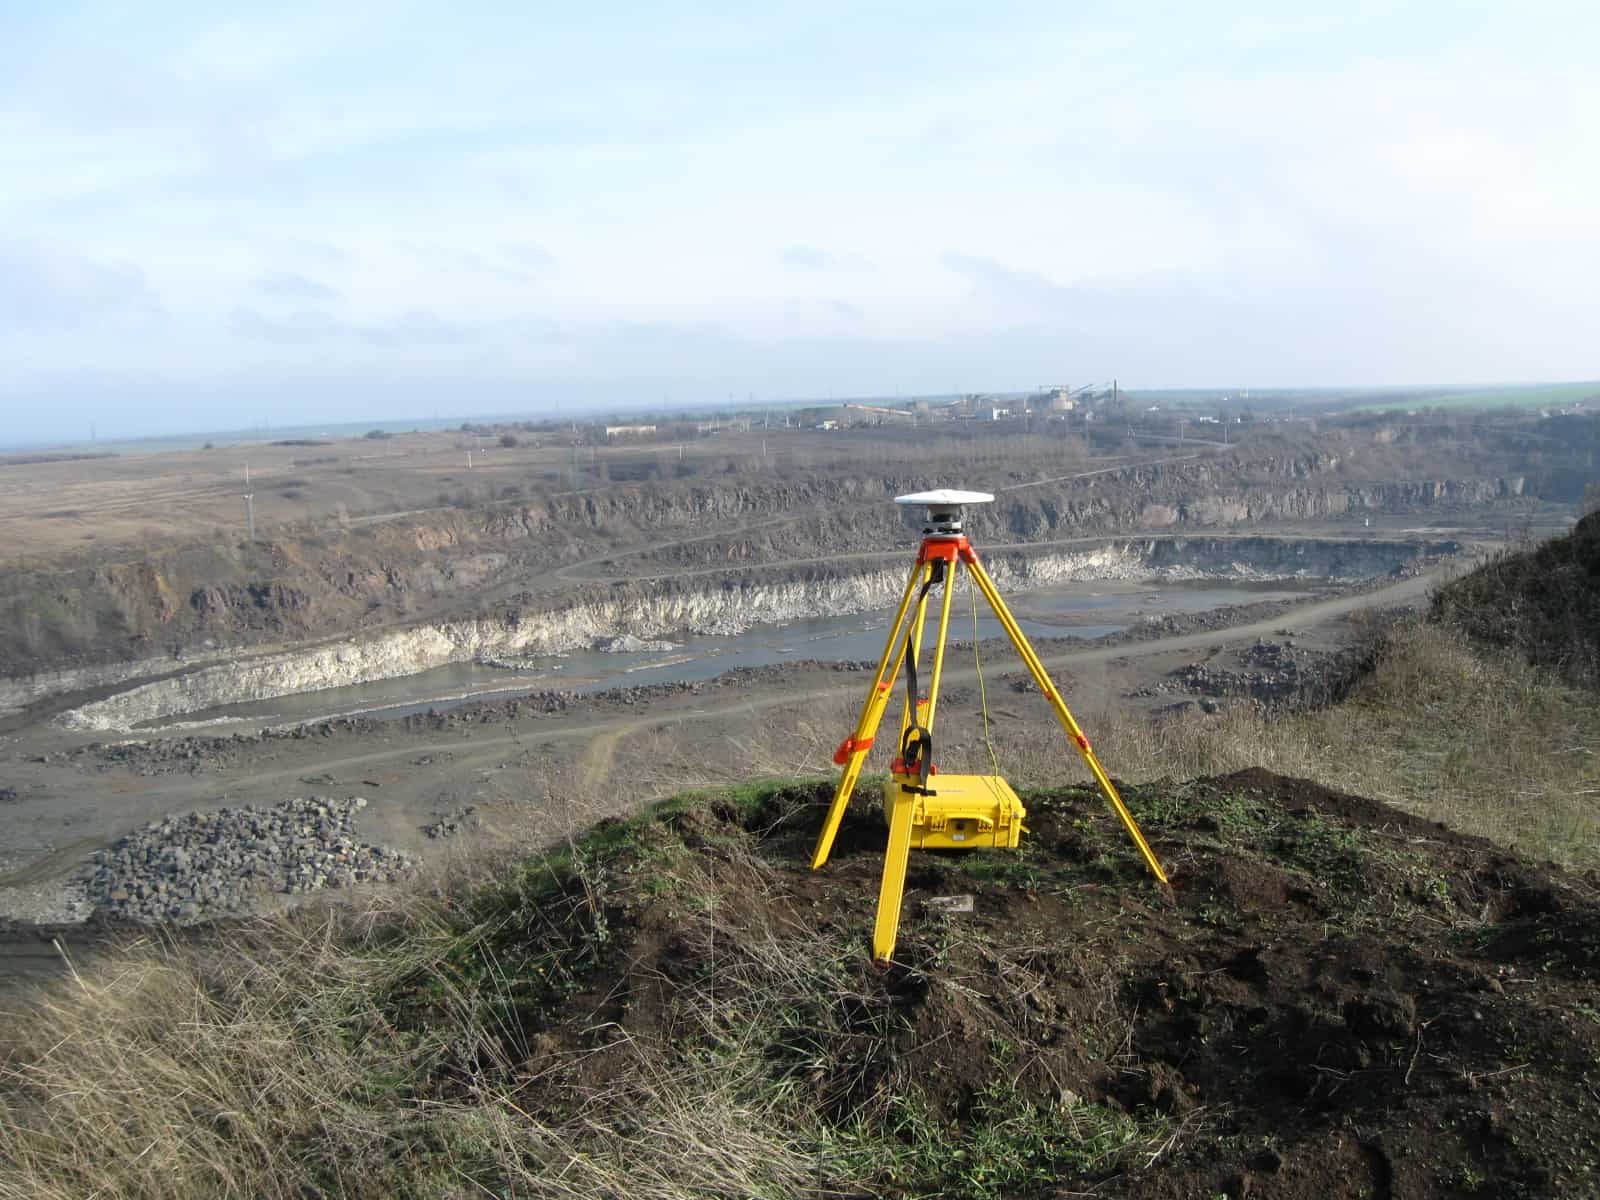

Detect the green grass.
xmin=876 ymin=1083 xmax=1177 ymax=1200
xmin=1357 ymin=380 xmax=1600 ymax=412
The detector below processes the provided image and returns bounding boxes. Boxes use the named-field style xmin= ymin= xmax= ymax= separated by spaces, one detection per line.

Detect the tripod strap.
xmin=899 ymin=560 xmax=943 ymax=795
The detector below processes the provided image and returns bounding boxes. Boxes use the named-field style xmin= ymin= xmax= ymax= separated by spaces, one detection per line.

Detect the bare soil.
xmin=425 ymin=769 xmax=1600 ymax=1197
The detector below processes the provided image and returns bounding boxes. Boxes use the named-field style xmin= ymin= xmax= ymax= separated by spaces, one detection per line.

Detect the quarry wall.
xmin=0 ymin=442 xmax=1517 ymax=687
xmin=41 ymin=536 xmax=1451 ymax=732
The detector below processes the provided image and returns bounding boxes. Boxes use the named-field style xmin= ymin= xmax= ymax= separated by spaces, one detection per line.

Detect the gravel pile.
xmin=422 ymin=804 xmax=479 ymax=839
xmin=1164 ymin=639 xmax=1343 ymax=707
xmin=85 ymin=796 xmax=416 ymax=923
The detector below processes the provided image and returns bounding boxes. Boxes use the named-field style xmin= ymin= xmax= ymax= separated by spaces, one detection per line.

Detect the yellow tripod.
xmin=810 ymin=490 xmax=1168 ymax=962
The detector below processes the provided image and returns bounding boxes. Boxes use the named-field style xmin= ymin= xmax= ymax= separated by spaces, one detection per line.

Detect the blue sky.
xmin=2 ymin=1 xmax=1597 ymax=440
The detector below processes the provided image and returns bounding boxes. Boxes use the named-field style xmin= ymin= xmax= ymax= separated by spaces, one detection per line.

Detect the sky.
xmin=2 ymin=1 xmax=1597 ymax=441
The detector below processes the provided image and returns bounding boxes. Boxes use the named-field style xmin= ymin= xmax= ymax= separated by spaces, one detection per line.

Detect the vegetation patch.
xmin=6 ymin=770 xmax=1600 ymax=1197
xmin=1431 ymin=509 xmax=1600 ymax=688
xmin=1067 ymin=619 xmax=1600 ymax=870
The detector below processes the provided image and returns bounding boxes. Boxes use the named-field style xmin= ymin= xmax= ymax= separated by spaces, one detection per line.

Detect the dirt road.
xmin=0 ymin=564 xmax=1443 ymax=916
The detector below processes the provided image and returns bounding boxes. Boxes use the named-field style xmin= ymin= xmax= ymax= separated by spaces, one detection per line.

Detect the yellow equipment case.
xmin=883 ymin=772 xmax=1026 ymax=850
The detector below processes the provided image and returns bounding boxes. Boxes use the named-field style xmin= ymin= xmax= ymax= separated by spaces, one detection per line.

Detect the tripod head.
xmin=895 ymin=488 xmax=993 ymax=537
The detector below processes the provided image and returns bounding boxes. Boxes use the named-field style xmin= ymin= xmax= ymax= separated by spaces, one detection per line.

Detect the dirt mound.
xmin=386 ymin=769 xmax=1600 ymax=1197
xmin=1432 ymin=510 xmax=1600 ymax=686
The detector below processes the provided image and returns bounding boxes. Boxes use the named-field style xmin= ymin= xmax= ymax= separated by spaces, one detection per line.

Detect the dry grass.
xmin=0 ymin=793 xmax=1193 ymax=1199
xmin=0 ymin=899 xmax=831 ymax=1199
xmin=1071 ymin=622 xmax=1599 ymax=869
xmin=606 ymin=618 xmax=1600 ymax=870
xmin=0 ymin=911 xmax=443 ymax=1199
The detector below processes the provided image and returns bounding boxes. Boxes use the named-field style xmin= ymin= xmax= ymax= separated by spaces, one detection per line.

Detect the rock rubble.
xmin=1161 ymin=638 xmax=1345 ymax=707
xmin=84 ymin=796 xmax=416 ymax=923
xmin=422 ymin=804 xmax=479 ymax=839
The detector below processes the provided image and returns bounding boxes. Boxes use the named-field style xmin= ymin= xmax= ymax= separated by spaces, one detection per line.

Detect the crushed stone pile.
xmin=84 ymin=796 xmax=416 ymax=923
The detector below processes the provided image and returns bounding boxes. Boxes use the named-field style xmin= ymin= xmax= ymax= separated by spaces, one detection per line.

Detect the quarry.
xmin=2 ymin=407 xmax=1597 ymax=1199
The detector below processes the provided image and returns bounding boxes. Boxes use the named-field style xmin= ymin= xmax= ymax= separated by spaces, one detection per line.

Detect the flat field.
xmin=0 ymin=423 xmax=1128 ymax=564
xmin=1359 ymin=380 xmax=1600 ymax=412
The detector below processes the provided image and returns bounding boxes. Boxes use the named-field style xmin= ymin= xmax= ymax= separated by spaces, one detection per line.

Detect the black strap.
xmin=899 ymin=560 xmax=944 ymax=796
xmin=899 ymin=724 xmax=933 ymax=795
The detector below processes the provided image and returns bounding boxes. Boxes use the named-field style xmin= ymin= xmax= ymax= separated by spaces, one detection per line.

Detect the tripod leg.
xmin=964 ymin=554 xmax=1169 ymax=885
xmin=812 ymin=557 xmax=927 ymax=870
xmin=897 ymin=575 xmax=934 ymax=749
xmin=868 ymin=566 xmax=960 ymax=963
xmin=923 ymin=557 xmax=958 ymax=732
xmin=873 ymin=780 xmax=918 ymax=962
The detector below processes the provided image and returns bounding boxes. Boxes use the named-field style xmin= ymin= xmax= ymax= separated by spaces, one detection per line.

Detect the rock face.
xmin=48 ymin=537 xmax=1454 ymax=732
xmin=0 ymin=431 xmax=1548 ymax=687
xmin=82 ymin=796 xmax=415 ymax=923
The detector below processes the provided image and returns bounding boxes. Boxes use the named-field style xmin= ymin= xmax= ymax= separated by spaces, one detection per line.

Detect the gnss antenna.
xmin=896 ymin=487 xmax=993 ymax=536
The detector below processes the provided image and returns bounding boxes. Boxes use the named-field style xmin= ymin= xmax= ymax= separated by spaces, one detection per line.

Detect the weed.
xmin=881 ymin=1081 xmax=1179 ymax=1200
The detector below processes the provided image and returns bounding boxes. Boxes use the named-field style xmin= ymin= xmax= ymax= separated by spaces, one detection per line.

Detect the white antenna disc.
xmin=894 ymin=489 xmax=994 ymax=506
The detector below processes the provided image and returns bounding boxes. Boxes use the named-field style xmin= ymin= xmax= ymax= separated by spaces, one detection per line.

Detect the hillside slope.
xmin=1431 ymin=510 xmax=1600 ymax=687
xmin=4 ymin=773 xmax=1597 ymax=1198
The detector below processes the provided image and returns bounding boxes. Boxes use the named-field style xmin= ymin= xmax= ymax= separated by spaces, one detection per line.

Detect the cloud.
xmin=290 ymin=239 xmax=351 ymax=264
xmin=231 ymin=306 xmax=484 ymax=347
xmin=780 ymin=245 xmax=833 ymax=269
xmin=938 ymin=251 xmax=1217 ymax=329
xmin=7 ymin=6 xmax=1599 ymax=428
xmin=363 ymin=310 xmax=471 ymax=347
xmin=0 ymin=240 xmax=162 ymax=329
xmin=939 ymin=251 xmax=1084 ymax=311
xmin=504 ymin=242 xmax=556 ymax=270
xmin=395 ymin=241 xmax=554 ymax=284
xmin=253 ymin=271 xmax=339 ymax=301
xmin=230 ymin=306 xmax=343 ymax=344
xmin=778 ymin=245 xmax=870 ymax=271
